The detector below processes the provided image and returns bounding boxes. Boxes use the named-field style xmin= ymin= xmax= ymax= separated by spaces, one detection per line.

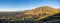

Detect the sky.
xmin=0 ymin=0 xmax=60 ymax=11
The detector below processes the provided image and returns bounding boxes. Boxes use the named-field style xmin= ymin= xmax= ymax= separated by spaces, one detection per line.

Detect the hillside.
xmin=24 ymin=6 xmax=58 ymax=15
xmin=23 ymin=6 xmax=60 ymax=21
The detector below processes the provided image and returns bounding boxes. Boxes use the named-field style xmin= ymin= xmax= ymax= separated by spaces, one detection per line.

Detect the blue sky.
xmin=0 ymin=0 xmax=60 ymax=11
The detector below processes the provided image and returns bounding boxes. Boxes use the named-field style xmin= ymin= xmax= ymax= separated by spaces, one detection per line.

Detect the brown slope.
xmin=23 ymin=6 xmax=59 ymax=21
xmin=57 ymin=8 xmax=60 ymax=13
xmin=24 ymin=6 xmax=57 ymax=15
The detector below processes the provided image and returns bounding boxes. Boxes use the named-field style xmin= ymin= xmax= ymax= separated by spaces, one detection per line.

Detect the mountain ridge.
xmin=24 ymin=6 xmax=59 ymax=15
xmin=23 ymin=6 xmax=60 ymax=21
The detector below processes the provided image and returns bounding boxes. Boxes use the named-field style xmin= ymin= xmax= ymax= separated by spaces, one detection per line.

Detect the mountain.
xmin=24 ymin=6 xmax=60 ymax=21
xmin=24 ymin=6 xmax=58 ymax=15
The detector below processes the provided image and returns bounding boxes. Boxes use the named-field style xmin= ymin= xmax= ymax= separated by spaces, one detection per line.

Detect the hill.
xmin=24 ymin=6 xmax=60 ymax=21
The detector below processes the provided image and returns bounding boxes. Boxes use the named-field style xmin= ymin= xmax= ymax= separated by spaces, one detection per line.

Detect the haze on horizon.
xmin=0 ymin=0 xmax=60 ymax=11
